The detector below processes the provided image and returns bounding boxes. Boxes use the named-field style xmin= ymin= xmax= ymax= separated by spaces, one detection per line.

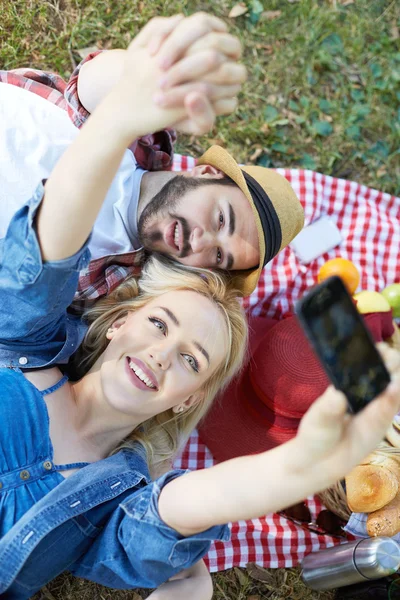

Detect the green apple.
xmin=353 ymin=290 xmax=391 ymax=314
xmin=381 ymin=284 xmax=400 ymax=318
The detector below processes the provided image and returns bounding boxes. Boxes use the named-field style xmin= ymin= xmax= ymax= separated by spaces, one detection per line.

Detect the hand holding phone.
xmin=296 ymin=276 xmax=391 ymax=413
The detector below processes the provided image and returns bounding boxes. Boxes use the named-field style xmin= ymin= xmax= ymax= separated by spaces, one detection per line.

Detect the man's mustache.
xmin=171 ymin=215 xmax=191 ymax=258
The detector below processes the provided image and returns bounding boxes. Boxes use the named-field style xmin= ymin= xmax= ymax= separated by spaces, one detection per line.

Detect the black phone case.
xmin=296 ymin=276 xmax=391 ymax=413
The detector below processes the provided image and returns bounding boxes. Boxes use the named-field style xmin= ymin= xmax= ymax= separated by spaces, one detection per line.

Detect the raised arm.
xmin=37 ymin=14 xmax=244 ymax=262
xmin=77 ymin=13 xmax=245 ymax=117
xmin=158 ymin=344 xmax=400 ymax=536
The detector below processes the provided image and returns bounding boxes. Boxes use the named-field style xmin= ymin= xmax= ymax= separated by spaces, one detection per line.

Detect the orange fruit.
xmin=318 ymin=258 xmax=360 ymax=295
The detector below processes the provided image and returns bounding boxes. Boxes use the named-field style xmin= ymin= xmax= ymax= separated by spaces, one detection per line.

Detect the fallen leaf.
xmin=229 ymin=3 xmax=248 ymax=18
xmin=283 ymin=108 xmax=300 ymax=121
xmin=249 ymin=147 xmax=263 ymax=162
xmin=246 ymin=562 xmax=274 ymax=583
xmin=377 ymin=166 xmax=387 ymax=178
xmin=261 ymin=10 xmax=282 ymax=20
xmin=76 ymin=45 xmax=101 ymax=59
xmin=234 ymin=566 xmax=249 ymax=586
xmin=208 ymin=138 xmax=225 ymax=146
xmin=391 ymin=22 xmax=400 ymax=40
xmin=255 ymin=43 xmax=274 ymax=54
xmin=340 ymin=0 xmax=354 ymax=4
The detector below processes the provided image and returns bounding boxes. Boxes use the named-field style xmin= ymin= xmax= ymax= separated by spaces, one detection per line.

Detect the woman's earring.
xmin=178 ymin=406 xmax=184 ymax=413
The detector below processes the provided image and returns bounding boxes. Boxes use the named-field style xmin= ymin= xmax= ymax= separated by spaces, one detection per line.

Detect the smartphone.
xmin=290 ymin=216 xmax=342 ymax=264
xmin=296 ymin=276 xmax=391 ymax=413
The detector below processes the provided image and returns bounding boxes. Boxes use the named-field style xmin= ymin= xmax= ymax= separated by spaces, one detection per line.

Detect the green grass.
xmin=33 ymin=564 xmax=336 ymax=600
xmin=1 ymin=0 xmax=399 ymax=193
xmin=2 ymin=0 xmax=399 ymax=597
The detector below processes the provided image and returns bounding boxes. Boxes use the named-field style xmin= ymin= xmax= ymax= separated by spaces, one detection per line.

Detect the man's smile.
xmin=165 ymin=220 xmax=181 ymax=252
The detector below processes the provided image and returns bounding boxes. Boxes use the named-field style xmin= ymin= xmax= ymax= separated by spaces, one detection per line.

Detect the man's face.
xmin=138 ymin=176 xmax=260 ymax=271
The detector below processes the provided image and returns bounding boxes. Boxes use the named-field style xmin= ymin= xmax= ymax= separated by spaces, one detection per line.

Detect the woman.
xmin=1 ymin=14 xmax=400 ymax=600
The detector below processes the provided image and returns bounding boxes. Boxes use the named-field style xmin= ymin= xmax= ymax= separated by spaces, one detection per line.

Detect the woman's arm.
xmin=37 ymin=15 xmax=234 ymax=262
xmin=159 ymin=345 xmax=400 ymax=537
xmin=147 ymin=560 xmax=213 ymax=600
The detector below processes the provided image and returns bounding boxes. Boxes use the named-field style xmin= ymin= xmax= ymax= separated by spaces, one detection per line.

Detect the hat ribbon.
xmin=242 ymin=171 xmax=282 ymax=266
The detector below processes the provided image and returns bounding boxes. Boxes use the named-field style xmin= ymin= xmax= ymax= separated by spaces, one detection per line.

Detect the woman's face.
xmin=99 ymin=290 xmax=229 ymax=421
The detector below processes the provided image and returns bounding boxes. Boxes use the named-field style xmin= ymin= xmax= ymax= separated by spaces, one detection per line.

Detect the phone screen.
xmin=297 ymin=276 xmax=391 ymax=413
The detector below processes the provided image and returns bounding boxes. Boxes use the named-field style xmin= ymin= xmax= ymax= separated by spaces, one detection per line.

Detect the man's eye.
xmin=216 ymin=248 xmax=222 ymax=265
xmin=219 ymin=212 xmax=224 ymax=228
xmin=183 ymin=354 xmax=199 ymax=372
xmin=148 ymin=317 xmax=167 ymax=335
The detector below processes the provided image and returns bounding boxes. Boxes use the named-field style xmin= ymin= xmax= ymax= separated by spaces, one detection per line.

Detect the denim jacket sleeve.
xmin=72 ymin=469 xmax=230 ymax=589
xmin=0 ymin=182 xmax=90 ymax=355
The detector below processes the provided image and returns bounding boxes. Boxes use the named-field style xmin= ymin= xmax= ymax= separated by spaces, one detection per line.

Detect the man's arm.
xmin=159 ymin=347 xmax=400 ymax=537
xmin=77 ymin=49 xmax=126 ymax=114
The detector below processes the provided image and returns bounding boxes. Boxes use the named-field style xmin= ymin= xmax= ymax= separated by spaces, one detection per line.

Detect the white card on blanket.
xmin=290 ymin=215 xmax=343 ymax=264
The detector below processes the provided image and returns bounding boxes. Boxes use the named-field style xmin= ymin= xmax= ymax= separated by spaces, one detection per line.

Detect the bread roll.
xmin=359 ymin=452 xmax=400 ymax=474
xmin=367 ymin=490 xmax=400 ymax=537
xmin=346 ymin=465 xmax=399 ymax=512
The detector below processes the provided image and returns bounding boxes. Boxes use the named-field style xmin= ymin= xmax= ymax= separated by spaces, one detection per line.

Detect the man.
xmin=0 ymin=13 xmax=304 ymax=302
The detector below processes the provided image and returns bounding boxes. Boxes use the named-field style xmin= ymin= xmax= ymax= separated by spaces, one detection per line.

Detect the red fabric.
xmin=198 ymin=312 xmax=394 ymax=461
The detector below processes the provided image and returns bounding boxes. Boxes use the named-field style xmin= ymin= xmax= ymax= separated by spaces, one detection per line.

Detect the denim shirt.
xmin=0 ymin=184 xmax=230 ymax=598
xmin=0 ymin=182 xmax=89 ymax=370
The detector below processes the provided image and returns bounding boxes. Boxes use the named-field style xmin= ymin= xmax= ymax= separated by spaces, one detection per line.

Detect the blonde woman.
xmin=2 ymin=14 xmax=400 ymax=600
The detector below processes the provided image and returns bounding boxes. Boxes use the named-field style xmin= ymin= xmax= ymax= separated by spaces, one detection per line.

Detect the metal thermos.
xmin=301 ymin=537 xmax=400 ymax=590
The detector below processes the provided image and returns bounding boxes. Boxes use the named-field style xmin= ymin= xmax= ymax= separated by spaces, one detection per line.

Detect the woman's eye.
xmin=149 ymin=317 xmax=166 ymax=335
xmin=219 ymin=212 xmax=224 ymax=228
xmin=216 ymin=248 xmax=222 ymax=265
xmin=183 ymin=354 xmax=199 ymax=372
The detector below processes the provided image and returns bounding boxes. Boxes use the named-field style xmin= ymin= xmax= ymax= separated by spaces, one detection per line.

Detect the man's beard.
xmin=138 ymin=177 xmax=191 ymax=258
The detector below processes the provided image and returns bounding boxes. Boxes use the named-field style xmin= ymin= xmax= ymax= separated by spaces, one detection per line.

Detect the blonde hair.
xmin=73 ymin=256 xmax=248 ymax=474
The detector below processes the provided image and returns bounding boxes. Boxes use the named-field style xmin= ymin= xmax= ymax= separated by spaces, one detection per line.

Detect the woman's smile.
xmin=125 ymin=357 xmax=158 ymax=391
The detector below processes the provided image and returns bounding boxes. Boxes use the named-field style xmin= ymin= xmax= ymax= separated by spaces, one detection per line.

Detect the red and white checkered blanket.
xmin=173 ymin=431 xmax=340 ymax=572
xmin=172 ymin=154 xmax=400 ymax=571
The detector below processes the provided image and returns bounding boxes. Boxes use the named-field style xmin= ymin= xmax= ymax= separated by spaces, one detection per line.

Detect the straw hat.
xmin=197 ymin=145 xmax=304 ymax=296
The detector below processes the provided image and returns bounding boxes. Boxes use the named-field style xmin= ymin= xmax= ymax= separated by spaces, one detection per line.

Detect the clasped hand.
xmin=111 ymin=13 xmax=247 ymax=138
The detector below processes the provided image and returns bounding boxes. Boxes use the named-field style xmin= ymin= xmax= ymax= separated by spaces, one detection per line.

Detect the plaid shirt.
xmin=0 ymin=52 xmax=176 ymax=309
